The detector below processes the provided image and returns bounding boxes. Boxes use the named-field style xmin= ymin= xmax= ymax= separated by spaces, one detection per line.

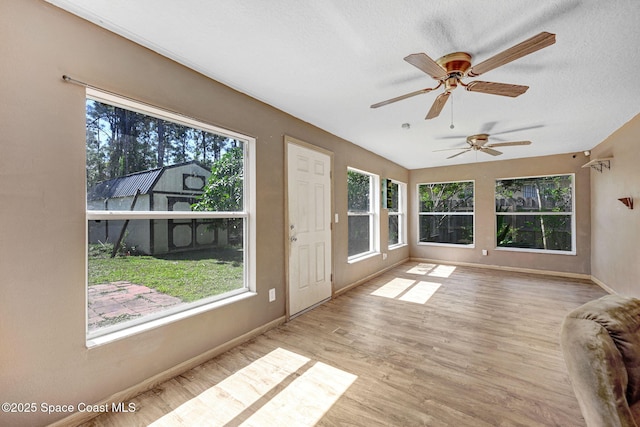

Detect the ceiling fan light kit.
xmin=371 ymin=31 xmax=556 ymax=120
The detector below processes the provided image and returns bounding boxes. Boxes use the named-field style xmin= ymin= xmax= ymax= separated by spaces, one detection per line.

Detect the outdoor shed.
xmin=87 ymin=161 xmax=215 ymax=255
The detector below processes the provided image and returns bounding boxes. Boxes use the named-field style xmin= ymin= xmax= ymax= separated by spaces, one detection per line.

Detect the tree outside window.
xmin=347 ymin=169 xmax=378 ymax=259
xmin=495 ymin=175 xmax=574 ymax=252
xmin=418 ymin=181 xmax=474 ymax=246
xmin=385 ymin=180 xmax=405 ymax=247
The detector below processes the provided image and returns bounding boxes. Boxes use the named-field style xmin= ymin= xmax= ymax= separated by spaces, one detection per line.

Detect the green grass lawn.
xmin=88 ymin=245 xmax=243 ymax=302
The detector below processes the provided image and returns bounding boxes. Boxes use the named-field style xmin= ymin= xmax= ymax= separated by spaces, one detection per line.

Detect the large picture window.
xmin=86 ymin=89 xmax=255 ymax=340
xmin=495 ymin=174 xmax=574 ymax=253
xmin=418 ymin=181 xmax=474 ymax=246
xmin=347 ymin=168 xmax=379 ymax=260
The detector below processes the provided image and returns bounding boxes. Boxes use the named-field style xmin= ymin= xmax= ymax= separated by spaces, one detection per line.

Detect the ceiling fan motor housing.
xmin=467 ymin=133 xmax=490 ymax=148
xmin=436 ymin=52 xmax=472 ymax=76
xmin=437 ymin=52 xmax=472 ymax=92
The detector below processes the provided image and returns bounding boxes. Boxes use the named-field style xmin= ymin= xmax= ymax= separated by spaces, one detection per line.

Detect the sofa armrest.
xmin=561 ymin=316 xmax=637 ymax=427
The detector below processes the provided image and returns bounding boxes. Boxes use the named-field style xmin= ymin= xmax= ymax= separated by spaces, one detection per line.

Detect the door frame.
xmin=284 ymin=135 xmax=335 ymax=321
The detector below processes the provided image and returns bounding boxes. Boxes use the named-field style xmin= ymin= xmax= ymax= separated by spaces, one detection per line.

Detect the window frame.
xmin=494 ymin=173 xmax=576 ymax=255
xmin=416 ymin=180 xmax=475 ymax=248
xmin=347 ymin=167 xmax=380 ymax=262
xmin=85 ymin=88 xmax=256 ymax=344
xmin=386 ymin=179 xmax=407 ymax=250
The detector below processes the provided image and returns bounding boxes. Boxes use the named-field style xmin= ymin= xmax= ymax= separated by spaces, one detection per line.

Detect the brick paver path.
xmin=88 ymin=282 xmax=184 ymax=332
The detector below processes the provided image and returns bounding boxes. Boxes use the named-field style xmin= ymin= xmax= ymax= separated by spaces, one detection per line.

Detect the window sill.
xmin=388 ymin=243 xmax=408 ymax=251
xmin=417 ymin=242 xmax=475 ymax=249
xmin=347 ymin=251 xmax=380 ymax=264
xmin=87 ymin=291 xmax=257 ymax=348
xmin=494 ymin=246 xmax=576 ymax=256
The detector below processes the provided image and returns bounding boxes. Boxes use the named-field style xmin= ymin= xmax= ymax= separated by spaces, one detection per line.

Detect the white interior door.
xmin=287 ymin=141 xmax=332 ymax=317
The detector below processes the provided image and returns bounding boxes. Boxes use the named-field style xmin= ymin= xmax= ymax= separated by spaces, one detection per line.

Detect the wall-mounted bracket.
xmin=618 ymin=197 xmax=634 ymax=210
xmin=582 ymin=157 xmax=613 ymax=173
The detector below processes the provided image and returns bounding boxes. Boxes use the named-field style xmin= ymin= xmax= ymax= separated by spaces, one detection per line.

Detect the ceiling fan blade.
xmin=468 ymin=31 xmax=556 ymax=77
xmin=446 ymin=149 xmax=471 ymax=159
xmin=481 ymin=148 xmax=503 ymax=156
xmin=433 ymin=147 xmax=469 ymax=152
xmin=480 ymin=121 xmax=499 ymax=134
xmin=404 ymin=53 xmax=448 ymax=80
xmin=370 ymin=87 xmax=437 ymax=108
xmin=437 ymin=136 xmax=467 ymax=140
xmin=466 ymin=81 xmax=529 ymax=97
xmin=486 ymin=140 xmax=532 ymax=148
xmin=425 ymin=92 xmax=450 ymax=119
xmin=472 ymin=136 xmax=490 ymax=147
xmin=490 ymin=124 xmax=544 ymax=136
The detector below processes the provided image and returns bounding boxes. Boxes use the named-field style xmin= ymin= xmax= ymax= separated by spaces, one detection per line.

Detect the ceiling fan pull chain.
xmin=450 ymin=93 xmax=455 ymax=129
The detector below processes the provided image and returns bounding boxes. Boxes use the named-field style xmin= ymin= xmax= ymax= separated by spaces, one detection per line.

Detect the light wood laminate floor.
xmin=82 ymin=261 xmax=606 ymax=426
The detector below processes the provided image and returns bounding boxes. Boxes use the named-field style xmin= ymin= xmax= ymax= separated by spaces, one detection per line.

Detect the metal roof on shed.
xmin=87 ymin=168 xmax=163 ymax=200
xmin=87 ymin=161 xmax=211 ymax=201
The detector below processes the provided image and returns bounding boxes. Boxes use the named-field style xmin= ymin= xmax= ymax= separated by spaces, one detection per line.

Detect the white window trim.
xmin=85 ymin=88 xmax=256 ymax=345
xmin=416 ymin=180 xmax=475 ymax=248
xmin=347 ymin=167 xmax=380 ymax=262
xmin=494 ymin=173 xmax=575 ymax=255
xmin=87 ymin=291 xmax=256 ymax=348
xmin=387 ymin=179 xmax=407 ymax=250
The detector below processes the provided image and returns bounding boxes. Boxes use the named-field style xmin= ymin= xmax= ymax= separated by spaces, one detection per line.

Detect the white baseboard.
xmin=589 ymin=275 xmax=617 ymax=294
xmin=49 ymin=316 xmax=286 ymax=427
xmin=408 ymin=257 xmax=621 ymax=295
xmin=409 ymin=257 xmax=592 ymax=281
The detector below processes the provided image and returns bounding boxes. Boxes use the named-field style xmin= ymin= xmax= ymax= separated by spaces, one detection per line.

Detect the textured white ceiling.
xmin=46 ymin=0 xmax=640 ymax=169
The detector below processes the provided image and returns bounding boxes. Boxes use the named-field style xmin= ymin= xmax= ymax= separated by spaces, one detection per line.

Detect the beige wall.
xmin=589 ymin=113 xmax=640 ymax=295
xmin=0 ymin=1 xmax=408 ymax=425
xmin=409 ymin=153 xmax=591 ymax=275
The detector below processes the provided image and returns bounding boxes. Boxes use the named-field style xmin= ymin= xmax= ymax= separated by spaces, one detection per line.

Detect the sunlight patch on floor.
xmin=370 ymin=277 xmax=442 ymax=305
xmin=148 ymin=347 xmax=356 ymax=426
xmin=404 ymin=263 xmax=457 ymax=278
xmin=428 ymin=264 xmax=456 ymax=278
xmin=399 ymin=281 xmax=442 ymax=304
xmin=370 ymin=277 xmax=415 ymax=298
xmin=405 ymin=263 xmax=456 ymax=278
xmin=241 ymin=361 xmax=357 ymax=426
xmin=405 ymin=263 xmax=437 ymax=275
xmin=149 ymin=347 xmax=308 ymax=426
